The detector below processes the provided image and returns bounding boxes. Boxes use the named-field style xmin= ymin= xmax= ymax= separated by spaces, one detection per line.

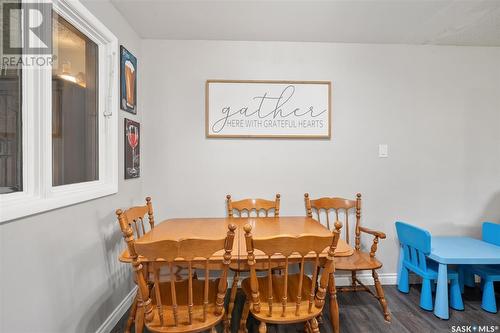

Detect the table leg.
xmin=434 ymin=263 xmax=449 ymax=319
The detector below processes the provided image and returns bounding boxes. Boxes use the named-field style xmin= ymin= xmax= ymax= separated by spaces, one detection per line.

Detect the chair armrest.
xmin=358 ymin=226 xmax=386 ymax=257
xmin=359 ymin=226 xmax=386 ymax=239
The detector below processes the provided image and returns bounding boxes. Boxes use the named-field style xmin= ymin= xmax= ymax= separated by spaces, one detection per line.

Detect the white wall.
xmin=0 ymin=1 xmax=143 ymax=332
xmin=141 ymin=40 xmax=500 ymax=274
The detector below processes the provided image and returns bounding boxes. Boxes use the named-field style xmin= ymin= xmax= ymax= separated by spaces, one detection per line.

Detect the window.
xmin=0 ymin=1 xmax=22 ymax=194
xmin=0 ymin=0 xmax=118 ymax=222
xmin=0 ymin=64 xmax=22 ymax=194
xmin=52 ymin=13 xmax=99 ymax=186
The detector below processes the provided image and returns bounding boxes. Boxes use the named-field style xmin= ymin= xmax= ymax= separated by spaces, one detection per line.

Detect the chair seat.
xmin=146 ymin=279 xmax=224 ymax=333
xmin=335 ymin=251 xmax=383 ymax=271
xmin=241 ymin=273 xmax=322 ymax=324
xmin=470 ymin=265 xmax=500 ymax=281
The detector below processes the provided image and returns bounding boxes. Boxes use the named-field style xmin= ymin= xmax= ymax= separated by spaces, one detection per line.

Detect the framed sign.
xmin=206 ymin=80 xmax=331 ymax=138
xmin=120 ymin=46 xmax=137 ymax=114
xmin=124 ymin=118 xmax=140 ymax=179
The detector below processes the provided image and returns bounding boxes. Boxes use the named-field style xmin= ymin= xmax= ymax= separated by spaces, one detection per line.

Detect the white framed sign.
xmin=205 ymin=80 xmax=331 ymax=138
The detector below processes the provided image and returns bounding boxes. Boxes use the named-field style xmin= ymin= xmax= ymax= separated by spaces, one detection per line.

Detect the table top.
xmin=428 ymin=236 xmax=500 ymax=264
xmin=120 ymin=216 xmax=353 ymax=262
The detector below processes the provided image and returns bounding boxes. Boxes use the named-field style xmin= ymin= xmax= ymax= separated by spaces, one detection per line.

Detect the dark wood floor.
xmin=112 ymin=284 xmax=500 ymax=333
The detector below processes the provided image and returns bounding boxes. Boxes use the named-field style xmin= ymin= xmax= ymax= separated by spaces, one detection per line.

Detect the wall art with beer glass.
xmin=120 ymin=46 xmax=137 ymax=114
xmin=124 ymin=119 xmax=140 ymax=179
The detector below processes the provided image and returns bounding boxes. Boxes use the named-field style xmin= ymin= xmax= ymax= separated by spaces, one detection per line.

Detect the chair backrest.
xmin=482 ymin=222 xmax=500 ymax=246
xmin=117 ymin=214 xmax=236 ymax=330
xmin=116 ymin=196 xmax=155 ymax=238
xmin=226 ymin=194 xmax=280 ymax=217
xmin=243 ymin=222 xmax=340 ymax=318
xmin=395 ymin=221 xmax=431 ymax=273
xmin=305 ymin=193 xmax=361 ymax=249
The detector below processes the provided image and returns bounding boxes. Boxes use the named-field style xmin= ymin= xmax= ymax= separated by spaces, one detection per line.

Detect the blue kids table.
xmin=428 ymin=237 xmax=500 ymax=319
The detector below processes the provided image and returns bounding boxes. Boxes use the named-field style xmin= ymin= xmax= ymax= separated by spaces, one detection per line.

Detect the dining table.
xmin=119 ymin=216 xmax=354 ymax=332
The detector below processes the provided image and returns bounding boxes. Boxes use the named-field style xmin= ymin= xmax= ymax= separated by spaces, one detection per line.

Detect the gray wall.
xmin=1 ymin=12 xmax=500 ymax=333
xmin=141 ymin=40 xmax=500 ymax=275
xmin=0 ymin=1 xmax=143 ymax=332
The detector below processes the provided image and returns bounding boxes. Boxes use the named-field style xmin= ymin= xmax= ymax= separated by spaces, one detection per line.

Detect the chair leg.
xmin=463 ymin=268 xmax=476 ymax=288
xmin=211 ymin=326 xmax=217 ymax=333
xmin=225 ymin=271 xmax=239 ymax=333
xmin=124 ymin=292 xmax=138 ymax=333
xmin=328 ymin=272 xmax=340 ymax=333
xmin=305 ymin=321 xmax=312 ymax=333
xmin=481 ymin=280 xmax=497 ymax=313
xmin=420 ymin=278 xmax=433 ymax=311
xmin=238 ymin=300 xmax=250 ymax=333
xmin=373 ymin=270 xmax=391 ymax=321
xmin=458 ymin=266 xmax=465 ymax=294
xmin=450 ymin=278 xmax=464 ymax=310
xmin=135 ymin=296 xmax=145 ymax=333
xmin=351 ymin=271 xmax=357 ymax=290
xmin=258 ymin=321 xmax=267 ymax=333
xmin=310 ymin=318 xmax=320 ymax=333
xmin=397 ymin=266 xmax=410 ymax=293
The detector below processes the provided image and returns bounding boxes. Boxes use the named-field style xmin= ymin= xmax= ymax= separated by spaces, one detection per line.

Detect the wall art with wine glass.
xmin=124 ymin=118 xmax=140 ymax=179
xmin=120 ymin=45 xmax=137 ymax=114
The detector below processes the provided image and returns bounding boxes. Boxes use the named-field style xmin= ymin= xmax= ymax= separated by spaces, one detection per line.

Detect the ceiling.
xmin=109 ymin=0 xmax=500 ymax=46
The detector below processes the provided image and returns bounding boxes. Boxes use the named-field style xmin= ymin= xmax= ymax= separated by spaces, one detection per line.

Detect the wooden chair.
xmin=116 ymin=197 xmax=156 ymax=333
xmin=226 ymin=194 xmax=280 ymax=217
xmin=305 ymin=193 xmax=391 ymax=322
xmin=225 ymin=194 xmax=280 ymax=331
xmin=239 ymin=223 xmax=341 ymax=333
xmin=117 ymin=213 xmax=237 ymax=333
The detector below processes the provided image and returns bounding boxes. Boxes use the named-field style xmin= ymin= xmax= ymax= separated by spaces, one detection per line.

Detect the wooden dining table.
xmin=119 ymin=216 xmax=354 ymax=332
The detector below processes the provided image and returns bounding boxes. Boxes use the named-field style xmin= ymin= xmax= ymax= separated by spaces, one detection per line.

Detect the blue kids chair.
xmin=396 ymin=221 xmax=463 ymax=311
xmin=462 ymin=222 xmax=500 ymax=313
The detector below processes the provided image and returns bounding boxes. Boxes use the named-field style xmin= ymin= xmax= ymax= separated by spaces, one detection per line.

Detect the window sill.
xmin=0 ymin=182 xmax=117 ymax=223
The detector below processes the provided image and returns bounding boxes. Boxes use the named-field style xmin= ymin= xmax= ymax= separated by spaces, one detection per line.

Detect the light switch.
xmin=379 ymin=144 xmax=388 ymax=158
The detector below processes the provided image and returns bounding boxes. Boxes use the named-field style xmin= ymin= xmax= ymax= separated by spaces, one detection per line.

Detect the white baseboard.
xmin=227 ymin=272 xmax=399 ymax=287
xmin=95 ymin=286 xmax=137 ymax=333
xmin=335 ymin=273 xmax=398 ymax=286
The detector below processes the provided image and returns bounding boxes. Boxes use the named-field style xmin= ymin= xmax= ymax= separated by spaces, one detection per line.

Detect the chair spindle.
xmin=188 ymin=261 xmax=193 ymax=325
xmin=203 ymin=260 xmax=209 ymax=322
xmin=267 ymin=256 xmax=273 ymax=317
xmin=169 ymin=262 xmax=179 ymax=326
xmin=281 ymin=257 xmax=289 ymax=317
xmin=296 ymin=257 xmax=305 ymax=316
xmin=139 ymin=217 xmax=146 ymax=235
xmin=326 ymin=210 xmax=331 ymax=230
xmin=153 ymin=265 xmax=164 ymax=326
xmin=309 ymin=255 xmax=320 ymax=313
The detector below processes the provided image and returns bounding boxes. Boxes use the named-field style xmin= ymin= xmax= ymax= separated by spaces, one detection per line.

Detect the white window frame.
xmin=0 ymin=0 xmax=118 ymax=222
